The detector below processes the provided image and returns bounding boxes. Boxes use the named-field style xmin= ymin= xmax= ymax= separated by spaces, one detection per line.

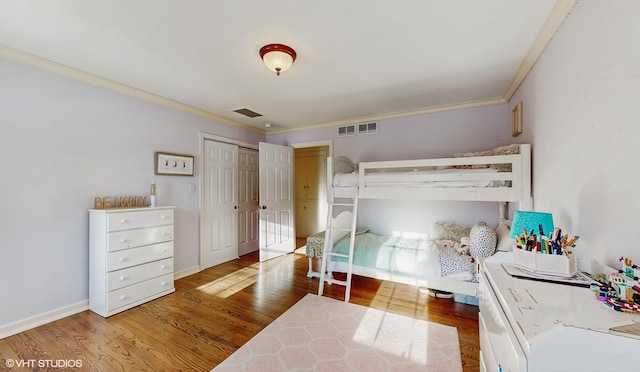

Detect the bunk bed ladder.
xmin=318 ymin=192 xmax=359 ymax=302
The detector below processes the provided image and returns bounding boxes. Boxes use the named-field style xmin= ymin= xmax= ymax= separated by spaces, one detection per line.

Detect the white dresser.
xmin=480 ymin=253 xmax=640 ymax=372
xmin=89 ymin=206 xmax=175 ymax=317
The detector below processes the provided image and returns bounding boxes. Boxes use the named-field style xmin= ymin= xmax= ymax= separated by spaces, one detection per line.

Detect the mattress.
xmin=333 ymin=167 xmax=504 ymax=188
xmin=327 ymin=232 xmax=474 ymax=283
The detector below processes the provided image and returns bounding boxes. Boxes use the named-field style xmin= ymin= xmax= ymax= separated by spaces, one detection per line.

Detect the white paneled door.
xmin=201 ymin=140 xmax=239 ymax=269
xmin=258 ymin=142 xmax=295 ymax=262
xmin=238 ymin=148 xmax=259 ymax=256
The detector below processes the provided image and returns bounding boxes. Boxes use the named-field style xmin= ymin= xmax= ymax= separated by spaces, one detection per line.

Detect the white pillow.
xmin=430 ymin=222 xmax=471 ymax=241
xmin=495 ymin=221 xmax=513 ymax=252
xmin=469 ymin=221 xmax=497 ymax=258
xmin=333 ymin=156 xmax=356 ymax=174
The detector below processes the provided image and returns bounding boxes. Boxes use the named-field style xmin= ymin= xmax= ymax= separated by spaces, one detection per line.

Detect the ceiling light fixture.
xmin=259 ymin=44 xmax=296 ymax=76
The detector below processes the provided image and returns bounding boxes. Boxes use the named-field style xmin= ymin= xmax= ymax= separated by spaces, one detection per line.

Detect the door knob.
xmin=261 ymin=206 xmax=267 ymax=209
xmin=234 ymin=205 xmax=238 ymax=209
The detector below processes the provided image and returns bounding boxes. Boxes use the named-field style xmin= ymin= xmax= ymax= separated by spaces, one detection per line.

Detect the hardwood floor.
xmin=0 ymin=250 xmax=480 ymax=371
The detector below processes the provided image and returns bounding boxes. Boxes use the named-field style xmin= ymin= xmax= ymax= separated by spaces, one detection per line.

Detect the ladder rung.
xmin=324 ymin=278 xmax=348 ymax=286
xmin=330 ymin=227 xmax=352 ymax=232
xmin=328 ymin=252 xmax=350 ymax=258
xmin=332 ymin=203 xmax=354 ymax=207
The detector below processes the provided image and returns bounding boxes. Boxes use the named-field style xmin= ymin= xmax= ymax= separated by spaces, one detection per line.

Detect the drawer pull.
xmin=120 ymin=295 xmax=127 ymax=300
xmin=119 ymin=276 xmax=126 ymax=281
xmin=119 ymin=257 xmax=126 ymax=262
xmin=161 ymin=249 xmax=166 ymax=253
xmin=161 ymin=282 xmax=167 ymax=286
xmin=161 ymin=232 xmax=166 ymax=236
xmin=161 ymin=265 xmax=166 ymax=270
xmin=120 ymin=238 xmax=128 ymax=243
xmin=120 ymin=219 xmax=128 ymax=224
xmin=160 ymin=215 xmax=167 ymax=220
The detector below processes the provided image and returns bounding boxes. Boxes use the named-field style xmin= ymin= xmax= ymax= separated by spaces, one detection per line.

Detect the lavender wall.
xmin=269 ymin=105 xmax=515 ymax=234
xmin=508 ymin=1 xmax=640 ymax=267
xmin=270 ymin=104 xmax=512 ymax=163
xmin=0 ymin=56 xmax=265 ymax=329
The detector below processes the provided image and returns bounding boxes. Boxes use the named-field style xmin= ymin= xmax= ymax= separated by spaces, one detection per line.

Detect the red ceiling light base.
xmin=260 ymin=44 xmax=297 ymax=76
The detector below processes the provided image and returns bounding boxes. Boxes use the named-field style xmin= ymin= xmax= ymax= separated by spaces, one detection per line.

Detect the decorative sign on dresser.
xmin=89 ymin=206 xmax=176 ymax=317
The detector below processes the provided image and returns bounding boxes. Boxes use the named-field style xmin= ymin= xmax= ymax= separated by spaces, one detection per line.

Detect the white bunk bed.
xmin=314 ymin=144 xmax=532 ymax=298
xmin=331 ymin=144 xmax=531 ymax=211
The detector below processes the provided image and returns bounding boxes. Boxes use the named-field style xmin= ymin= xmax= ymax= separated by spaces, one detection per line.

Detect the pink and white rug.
xmin=212 ymin=294 xmax=462 ymax=371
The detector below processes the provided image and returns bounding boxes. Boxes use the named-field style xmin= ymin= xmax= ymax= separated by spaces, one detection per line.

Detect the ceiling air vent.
xmin=357 ymin=121 xmax=378 ymax=135
xmin=337 ymin=124 xmax=356 ymax=137
xmin=233 ymin=108 xmax=263 ymax=118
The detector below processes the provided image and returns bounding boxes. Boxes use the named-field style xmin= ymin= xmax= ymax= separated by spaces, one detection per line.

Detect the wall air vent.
xmin=337 ymin=124 xmax=356 ymax=137
xmin=357 ymin=121 xmax=378 ymax=135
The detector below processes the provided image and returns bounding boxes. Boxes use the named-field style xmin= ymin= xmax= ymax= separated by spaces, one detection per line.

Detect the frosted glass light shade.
xmin=260 ymin=44 xmax=297 ymax=75
xmin=263 ymin=51 xmax=293 ymax=74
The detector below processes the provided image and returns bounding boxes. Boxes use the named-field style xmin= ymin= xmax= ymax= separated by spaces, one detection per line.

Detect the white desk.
xmin=480 ymin=252 xmax=640 ymax=372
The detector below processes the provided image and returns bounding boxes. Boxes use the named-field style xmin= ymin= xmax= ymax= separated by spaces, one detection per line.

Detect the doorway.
xmin=294 ymin=146 xmax=329 ymax=239
xmin=199 ymin=134 xmax=330 ymax=270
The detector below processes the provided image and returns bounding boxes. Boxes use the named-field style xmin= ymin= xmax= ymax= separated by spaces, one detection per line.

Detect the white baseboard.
xmin=1 ymin=267 xmax=201 ymax=340
xmin=0 ymin=300 xmax=89 ymax=340
xmin=174 ymin=265 xmax=200 ymax=280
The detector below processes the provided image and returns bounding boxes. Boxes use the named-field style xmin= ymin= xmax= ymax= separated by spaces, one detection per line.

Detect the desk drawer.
xmin=107 ymin=209 xmax=174 ymax=232
xmin=107 ymin=273 xmax=173 ymax=312
xmin=480 ymin=313 xmax=498 ymax=372
xmin=107 ymin=242 xmax=173 ymax=271
xmin=107 ymin=225 xmax=173 ymax=252
xmin=107 ymin=258 xmax=173 ymax=291
xmin=479 ymin=273 xmax=527 ymax=372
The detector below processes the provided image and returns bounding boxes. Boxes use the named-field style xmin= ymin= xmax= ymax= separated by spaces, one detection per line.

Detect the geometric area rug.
xmin=212 ymin=293 xmax=462 ymax=371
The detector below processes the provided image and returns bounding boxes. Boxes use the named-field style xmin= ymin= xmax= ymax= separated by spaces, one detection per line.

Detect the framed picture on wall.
xmin=155 ymin=152 xmax=195 ymax=176
xmin=512 ymin=102 xmax=523 ymax=137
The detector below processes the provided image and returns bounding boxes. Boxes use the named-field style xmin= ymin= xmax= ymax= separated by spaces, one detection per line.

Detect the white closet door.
xmin=238 ymin=148 xmax=259 ymax=256
xmin=258 ymin=142 xmax=294 ymax=262
xmin=201 ymin=140 xmax=238 ymax=269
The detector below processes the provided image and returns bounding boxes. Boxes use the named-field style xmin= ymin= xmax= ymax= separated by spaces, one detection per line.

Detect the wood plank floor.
xmin=0 ymin=249 xmax=480 ymax=371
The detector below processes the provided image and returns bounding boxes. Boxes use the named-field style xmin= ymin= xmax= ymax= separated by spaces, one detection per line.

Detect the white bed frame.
xmin=332 ymin=144 xmax=531 ymax=213
xmin=319 ymin=144 xmax=532 ymax=297
xmin=325 ymin=211 xmax=481 ymax=296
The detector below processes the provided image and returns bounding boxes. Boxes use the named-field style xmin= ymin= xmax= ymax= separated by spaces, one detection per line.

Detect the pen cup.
xmin=513 ymin=247 xmax=577 ymax=277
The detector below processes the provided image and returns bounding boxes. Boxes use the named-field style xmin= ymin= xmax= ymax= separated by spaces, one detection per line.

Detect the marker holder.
xmin=513 ymin=246 xmax=577 ymax=277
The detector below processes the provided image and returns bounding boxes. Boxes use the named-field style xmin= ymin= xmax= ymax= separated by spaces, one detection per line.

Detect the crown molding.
xmin=503 ymin=0 xmax=577 ymax=101
xmin=0 ymin=44 xmax=266 ymax=135
xmin=267 ymin=97 xmax=507 ymax=135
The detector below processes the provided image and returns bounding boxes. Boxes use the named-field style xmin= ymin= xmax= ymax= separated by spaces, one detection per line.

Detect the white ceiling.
xmin=0 ymin=1 xmax=573 ymax=133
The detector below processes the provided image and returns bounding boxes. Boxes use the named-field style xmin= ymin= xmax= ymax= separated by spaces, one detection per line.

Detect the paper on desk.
xmin=610 ymin=322 xmax=640 ymax=339
xmin=501 ymin=263 xmax=597 ymax=287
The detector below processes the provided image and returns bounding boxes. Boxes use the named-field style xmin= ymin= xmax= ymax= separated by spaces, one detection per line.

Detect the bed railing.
xmin=329 ymin=144 xmax=532 ymax=211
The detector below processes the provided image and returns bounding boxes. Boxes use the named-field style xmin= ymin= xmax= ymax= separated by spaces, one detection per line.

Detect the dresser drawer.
xmin=107 ymin=209 xmax=174 ymax=232
xmin=107 ymin=258 xmax=173 ymax=291
xmin=107 ymin=225 xmax=173 ymax=252
xmin=107 ymin=242 xmax=173 ymax=271
xmin=107 ymin=273 xmax=174 ymax=312
xmin=479 ymin=274 xmax=526 ymax=372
